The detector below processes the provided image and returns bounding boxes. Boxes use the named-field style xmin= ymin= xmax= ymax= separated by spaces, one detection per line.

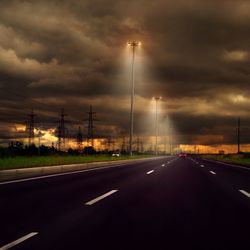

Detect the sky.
xmin=1 ymin=0 xmax=250 ymax=152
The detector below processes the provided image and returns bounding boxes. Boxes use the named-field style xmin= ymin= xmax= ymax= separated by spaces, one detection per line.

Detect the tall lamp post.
xmin=154 ymin=97 xmax=161 ymax=155
xmin=127 ymin=41 xmax=141 ymax=156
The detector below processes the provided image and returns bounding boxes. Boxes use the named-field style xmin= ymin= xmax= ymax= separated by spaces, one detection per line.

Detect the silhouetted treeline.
xmin=0 ymin=141 xmax=56 ymax=157
xmin=0 ymin=141 xmax=137 ymax=157
xmin=0 ymin=141 xmax=99 ymax=157
xmin=0 ymin=141 xmax=156 ymax=157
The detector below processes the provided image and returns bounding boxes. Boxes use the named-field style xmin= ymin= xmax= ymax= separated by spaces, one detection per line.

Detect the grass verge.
xmin=0 ymin=155 xmax=154 ymax=170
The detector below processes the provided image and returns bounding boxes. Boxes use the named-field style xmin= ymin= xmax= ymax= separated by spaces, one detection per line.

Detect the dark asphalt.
xmin=0 ymin=156 xmax=249 ymax=250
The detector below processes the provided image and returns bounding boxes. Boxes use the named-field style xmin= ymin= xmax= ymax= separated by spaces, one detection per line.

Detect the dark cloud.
xmin=0 ymin=0 xmax=250 ymax=147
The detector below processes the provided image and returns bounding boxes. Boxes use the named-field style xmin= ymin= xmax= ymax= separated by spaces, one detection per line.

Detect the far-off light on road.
xmin=0 ymin=1 xmax=250 ymax=250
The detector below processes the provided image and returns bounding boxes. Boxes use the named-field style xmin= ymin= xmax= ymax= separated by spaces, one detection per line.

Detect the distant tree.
xmin=0 ymin=146 xmax=8 ymax=157
xmin=25 ymin=144 xmax=38 ymax=156
xmin=68 ymin=148 xmax=79 ymax=155
xmin=39 ymin=145 xmax=55 ymax=156
xmin=83 ymin=146 xmax=96 ymax=155
xmin=8 ymin=141 xmax=24 ymax=156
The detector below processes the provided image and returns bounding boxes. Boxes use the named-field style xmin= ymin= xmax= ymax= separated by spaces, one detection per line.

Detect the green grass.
xmin=201 ymin=154 xmax=250 ymax=166
xmin=0 ymin=155 xmax=154 ymax=170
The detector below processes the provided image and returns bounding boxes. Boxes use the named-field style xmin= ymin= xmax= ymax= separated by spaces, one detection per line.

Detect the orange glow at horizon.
xmin=10 ymin=125 xmax=250 ymax=154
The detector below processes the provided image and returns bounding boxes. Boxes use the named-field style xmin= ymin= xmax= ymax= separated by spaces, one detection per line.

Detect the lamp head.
xmin=153 ymin=96 xmax=162 ymax=101
xmin=127 ymin=41 xmax=141 ymax=47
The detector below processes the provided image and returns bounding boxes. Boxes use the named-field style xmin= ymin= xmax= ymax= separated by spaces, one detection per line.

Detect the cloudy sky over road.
xmin=1 ymin=0 xmax=250 ymax=151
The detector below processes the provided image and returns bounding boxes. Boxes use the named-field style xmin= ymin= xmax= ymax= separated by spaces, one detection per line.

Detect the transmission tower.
xmin=136 ymin=137 xmax=140 ymax=153
xmin=76 ymin=126 xmax=83 ymax=152
xmin=27 ymin=108 xmax=36 ymax=146
xmin=121 ymin=137 xmax=126 ymax=152
xmin=140 ymin=138 xmax=144 ymax=153
xmin=57 ymin=108 xmax=67 ymax=151
xmin=106 ymin=136 xmax=114 ymax=152
xmin=86 ymin=105 xmax=98 ymax=148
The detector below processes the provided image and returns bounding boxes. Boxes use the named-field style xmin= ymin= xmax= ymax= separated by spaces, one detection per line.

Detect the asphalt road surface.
xmin=0 ymin=156 xmax=249 ymax=250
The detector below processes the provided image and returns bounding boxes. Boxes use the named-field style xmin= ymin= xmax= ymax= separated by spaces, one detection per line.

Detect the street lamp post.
xmin=127 ymin=41 xmax=141 ymax=156
xmin=154 ymin=97 xmax=161 ymax=155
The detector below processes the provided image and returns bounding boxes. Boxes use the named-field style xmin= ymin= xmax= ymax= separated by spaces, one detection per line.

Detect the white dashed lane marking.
xmin=85 ymin=190 xmax=118 ymax=205
xmin=0 ymin=232 xmax=38 ymax=250
xmin=239 ymin=190 xmax=250 ymax=199
xmin=146 ymin=170 xmax=154 ymax=175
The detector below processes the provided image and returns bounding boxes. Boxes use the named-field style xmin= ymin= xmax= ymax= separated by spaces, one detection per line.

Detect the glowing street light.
xmin=154 ymin=96 xmax=161 ymax=155
xmin=127 ymin=41 xmax=141 ymax=156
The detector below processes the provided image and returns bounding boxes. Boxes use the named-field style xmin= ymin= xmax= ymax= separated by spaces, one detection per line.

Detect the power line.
xmin=0 ymin=87 xmax=59 ymax=113
xmin=0 ymin=87 xmax=90 ymax=126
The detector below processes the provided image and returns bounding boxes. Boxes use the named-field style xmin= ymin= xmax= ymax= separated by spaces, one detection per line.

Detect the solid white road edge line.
xmin=146 ymin=170 xmax=154 ymax=175
xmin=202 ymin=158 xmax=250 ymax=171
xmin=209 ymin=171 xmax=216 ymax=175
xmin=0 ymin=232 xmax=38 ymax=250
xmin=0 ymin=159 xmax=153 ymax=186
xmin=239 ymin=189 xmax=250 ymax=198
xmin=85 ymin=190 xmax=118 ymax=205
xmin=161 ymin=164 xmax=165 ymax=166
xmin=200 ymin=165 xmax=205 ymax=167
xmin=0 ymin=157 xmax=168 ymax=186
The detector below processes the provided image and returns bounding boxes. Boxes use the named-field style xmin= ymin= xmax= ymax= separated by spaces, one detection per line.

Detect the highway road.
xmin=0 ymin=156 xmax=249 ymax=250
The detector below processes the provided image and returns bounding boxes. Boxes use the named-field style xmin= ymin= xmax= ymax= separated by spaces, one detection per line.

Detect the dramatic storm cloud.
xmin=1 ymin=0 xmax=250 ymax=150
